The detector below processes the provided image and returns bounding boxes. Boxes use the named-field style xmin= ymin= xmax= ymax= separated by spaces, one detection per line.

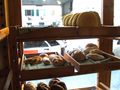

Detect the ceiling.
xmin=22 ymin=0 xmax=71 ymax=5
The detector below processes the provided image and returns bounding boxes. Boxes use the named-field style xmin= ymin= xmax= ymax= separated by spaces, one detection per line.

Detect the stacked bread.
xmin=24 ymin=53 xmax=66 ymax=66
xmin=62 ymin=11 xmax=101 ymax=27
xmin=24 ymin=78 xmax=67 ymax=90
xmin=68 ymin=43 xmax=106 ymax=62
xmin=83 ymin=43 xmax=106 ymax=61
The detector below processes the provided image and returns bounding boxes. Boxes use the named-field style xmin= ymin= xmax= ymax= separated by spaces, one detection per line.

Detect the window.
xmin=36 ymin=9 xmax=39 ymax=16
xmin=25 ymin=10 xmax=34 ymax=16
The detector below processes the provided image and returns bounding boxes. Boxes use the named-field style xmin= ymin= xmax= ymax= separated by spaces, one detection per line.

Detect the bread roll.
xmin=85 ymin=43 xmax=98 ymax=48
xmin=69 ymin=49 xmax=86 ymax=62
xmin=37 ymin=82 xmax=50 ymax=90
xmin=83 ymin=43 xmax=99 ymax=55
xmin=24 ymin=82 xmax=36 ymax=90
xmin=49 ymin=78 xmax=60 ymax=87
xmin=52 ymin=55 xmax=66 ymax=66
xmin=86 ymin=53 xmax=105 ymax=61
xmin=42 ymin=57 xmax=51 ymax=65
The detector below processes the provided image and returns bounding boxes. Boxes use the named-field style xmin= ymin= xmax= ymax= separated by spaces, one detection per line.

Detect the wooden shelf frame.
xmin=5 ymin=0 xmax=117 ymax=90
xmin=9 ymin=26 xmax=120 ymax=42
xmin=7 ymin=26 xmax=120 ymax=90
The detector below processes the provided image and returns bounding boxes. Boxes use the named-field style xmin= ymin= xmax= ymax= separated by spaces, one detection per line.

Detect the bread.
xmin=83 ymin=47 xmax=98 ymax=55
xmin=76 ymin=11 xmax=101 ymax=27
xmin=24 ymin=56 xmax=42 ymax=65
xmin=24 ymin=82 xmax=36 ymax=90
xmin=42 ymin=57 xmax=51 ymax=65
xmin=85 ymin=43 xmax=98 ymax=48
xmin=83 ymin=43 xmax=98 ymax=55
xmin=86 ymin=53 xmax=105 ymax=61
xmin=49 ymin=54 xmax=66 ymax=66
xmin=49 ymin=78 xmax=60 ymax=87
xmin=39 ymin=53 xmax=48 ymax=58
xmin=52 ymin=55 xmax=66 ymax=66
xmin=57 ymin=82 xmax=67 ymax=90
xmin=50 ymin=84 xmax=64 ymax=90
xmin=49 ymin=78 xmax=67 ymax=90
xmin=37 ymin=82 xmax=50 ymax=90
xmin=71 ymin=13 xmax=80 ymax=26
xmin=69 ymin=49 xmax=86 ymax=62
xmin=62 ymin=13 xmax=73 ymax=26
xmin=48 ymin=54 xmax=58 ymax=61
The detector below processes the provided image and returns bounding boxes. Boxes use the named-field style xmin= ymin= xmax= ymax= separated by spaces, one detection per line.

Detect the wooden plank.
xmin=9 ymin=26 xmax=120 ymax=41
xmin=97 ymin=0 xmax=114 ymax=89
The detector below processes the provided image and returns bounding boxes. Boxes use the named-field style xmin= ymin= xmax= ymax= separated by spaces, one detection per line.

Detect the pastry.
xmin=42 ymin=57 xmax=51 ymax=65
xmin=37 ymin=82 xmax=50 ymax=90
xmin=24 ymin=82 xmax=36 ymax=90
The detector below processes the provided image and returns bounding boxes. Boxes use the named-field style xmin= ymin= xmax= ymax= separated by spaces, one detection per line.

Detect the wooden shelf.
xmin=9 ymin=26 xmax=120 ymax=41
xmin=64 ymin=50 xmax=120 ymax=74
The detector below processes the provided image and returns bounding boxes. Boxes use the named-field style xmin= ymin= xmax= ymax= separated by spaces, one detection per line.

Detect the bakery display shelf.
xmin=63 ymin=50 xmax=120 ymax=74
xmin=19 ymin=53 xmax=74 ymax=81
xmin=9 ymin=26 xmax=120 ymax=42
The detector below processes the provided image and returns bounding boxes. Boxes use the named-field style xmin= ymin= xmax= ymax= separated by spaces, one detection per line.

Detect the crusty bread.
xmin=24 ymin=82 xmax=36 ymax=90
xmin=69 ymin=49 xmax=86 ymax=62
xmin=86 ymin=53 xmax=105 ymax=61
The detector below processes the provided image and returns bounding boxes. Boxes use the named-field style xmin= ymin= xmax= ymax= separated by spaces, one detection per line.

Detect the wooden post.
xmin=98 ymin=0 xmax=114 ymax=89
xmin=4 ymin=0 xmax=22 ymax=90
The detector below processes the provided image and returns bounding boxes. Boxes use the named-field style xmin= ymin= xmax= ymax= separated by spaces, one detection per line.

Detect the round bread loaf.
xmin=48 ymin=54 xmax=58 ymax=61
xmin=70 ymin=49 xmax=86 ymax=62
xmin=52 ymin=55 xmax=66 ymax=66
xmin=83 ymin=43 xmax=98 ymax=55
xmin=42 ymin=57 xmax=51 ymax=65
xmin=24 ymin=82 xmax=36 ymax=90
xmin=76 ymin=11 xmax=101 ymax=27
xmin=49 ymin=78 xmax=60 ymax=87
xmin=85 ymin=43 xmax=98 ymax=48
xmin=37 ymin=82 xmax=50 ymax=90
xmin=57 ymin=81 xmax=67 ymax=90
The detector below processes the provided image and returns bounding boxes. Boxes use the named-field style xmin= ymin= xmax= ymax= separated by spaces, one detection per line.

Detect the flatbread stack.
xmin=62 ymin=11 xmax=101 ymax=27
